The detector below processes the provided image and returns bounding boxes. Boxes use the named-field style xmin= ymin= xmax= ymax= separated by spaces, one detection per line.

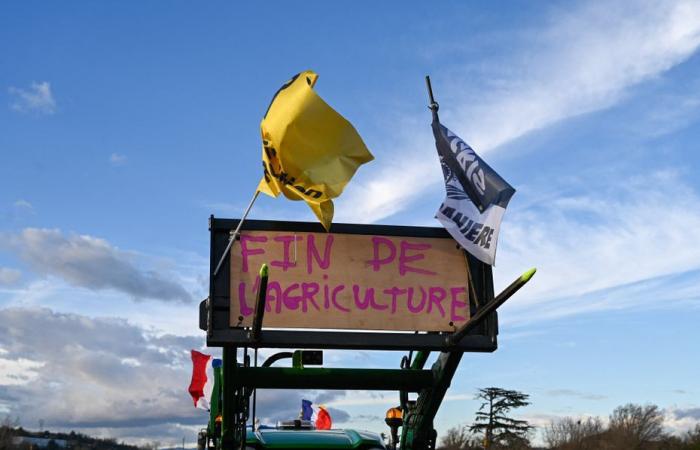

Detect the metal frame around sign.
xmin=201 ymin=216 xmax=499 ymax=351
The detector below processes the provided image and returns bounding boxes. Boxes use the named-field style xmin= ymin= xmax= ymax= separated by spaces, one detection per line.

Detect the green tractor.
xmin=199 ymin=218 xmax=534 ymax=450
xmin=199 ymin=422 xmax=386 ymax=450
xmin=244 ymin=427 xmax=386 ymax=450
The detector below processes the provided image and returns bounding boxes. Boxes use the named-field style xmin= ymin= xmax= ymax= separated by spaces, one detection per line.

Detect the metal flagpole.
xmin=213 ymin=189 xmax=260 ymax=277
xmin=425 ymin=75 xmax=439 ymax=118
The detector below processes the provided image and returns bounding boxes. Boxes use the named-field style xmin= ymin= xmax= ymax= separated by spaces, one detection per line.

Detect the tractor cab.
xmin=245 ymin=428 xmax=386 ymax=450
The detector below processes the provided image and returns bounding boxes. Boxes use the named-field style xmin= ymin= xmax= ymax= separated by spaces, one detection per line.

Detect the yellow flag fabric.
xmin=257 ymin=70 xmax=374 ymax=230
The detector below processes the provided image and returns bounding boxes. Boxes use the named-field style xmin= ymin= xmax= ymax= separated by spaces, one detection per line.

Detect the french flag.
xmin=188 ymin=350 xmax=221 ymax=410
xmin=301 ymin=399 xmax=332 ymax=430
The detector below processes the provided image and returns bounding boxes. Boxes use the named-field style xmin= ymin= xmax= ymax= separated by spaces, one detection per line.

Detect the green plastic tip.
xmin=259 ymin=263 xmax=269 ymax=277
xmin=520 ymin=267 xmax=537 ymax=282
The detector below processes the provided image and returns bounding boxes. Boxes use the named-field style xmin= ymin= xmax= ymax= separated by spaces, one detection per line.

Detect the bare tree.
xmin=0 ymin=417 xmax=14 ymax=450
xmin=0 ymin=416 xmax=24 ymax=450
xmin=543 ymin=416 xmax=604 ymax=449
xmin=608 ymin=404 xmax=664 ymax=449
xmin=138 ymin=441 xmax=162 ymax=450
xmin=439 ymin=424 xmax=479 ymax=450
xmin=469 ymin=387 xmax=533 ymax=449
xmin=683 ymin=424 xmax=700 ymax=446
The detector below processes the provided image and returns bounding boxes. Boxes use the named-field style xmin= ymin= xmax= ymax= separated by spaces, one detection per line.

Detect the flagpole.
xmin=425 ymin=75 xmax=440 ymax=120
xmin=213 ymin=189 xmax=260 ymax=277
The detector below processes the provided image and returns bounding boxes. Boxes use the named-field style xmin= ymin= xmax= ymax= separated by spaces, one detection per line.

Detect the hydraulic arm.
xmin=399 ymin=267 xmax=536 ymax=450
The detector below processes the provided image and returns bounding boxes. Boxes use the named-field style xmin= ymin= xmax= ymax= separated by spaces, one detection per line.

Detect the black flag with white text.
xmin=432 ymin=120 xmax=515 ymax=265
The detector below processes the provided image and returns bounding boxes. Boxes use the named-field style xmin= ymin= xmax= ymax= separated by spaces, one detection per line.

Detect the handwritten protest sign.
xmin=230 ymin=230 xmax=470 ymax=332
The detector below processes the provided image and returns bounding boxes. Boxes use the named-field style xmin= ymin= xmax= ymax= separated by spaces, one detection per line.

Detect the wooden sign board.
xmin=230 ymin=229 xmax=470 ymax=332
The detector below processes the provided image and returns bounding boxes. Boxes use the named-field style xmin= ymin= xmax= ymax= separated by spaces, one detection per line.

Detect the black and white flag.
xmin=433 ymin=121 xmax=515 ymax=265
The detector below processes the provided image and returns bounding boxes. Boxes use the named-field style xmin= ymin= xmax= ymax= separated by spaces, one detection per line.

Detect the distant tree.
xmin=608 ymin=404 xmax=665 ymax=449
xmin=440 ymin=425 xmax=469 ymax=450
xmin=543 ymin=416 xmax=604 ymax=449
xmin=496 ymin=432 xmax=531 ymax=450
xmin=439 ymin=424 xmax=479 ymax=450
xmin=657 ymin=434 xmax=686 ymax=450
xmin=684 ymin=424 xmax=700 ymax=449
xmin=141 ymin=441 xmax=161 ymax=450
xmin=1 ymin=416 xmax=26 ymax=450
xmin=469 ymin=387 xmax=533 ymax=449
xmin=1 ymin=417 xmax=15 ymax=450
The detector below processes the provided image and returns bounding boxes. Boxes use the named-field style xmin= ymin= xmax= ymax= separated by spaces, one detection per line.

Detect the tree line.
xmin=0 ymin=417 xmax=157 ymax=450
xmin=438 ymin=388 xmax=700 ymax=450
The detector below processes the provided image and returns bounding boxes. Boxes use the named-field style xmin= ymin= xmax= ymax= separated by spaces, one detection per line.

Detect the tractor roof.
xmin=245 ymin=429 xmax=385 ymax=449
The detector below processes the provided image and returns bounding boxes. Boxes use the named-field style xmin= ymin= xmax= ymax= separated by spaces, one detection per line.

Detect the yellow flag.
xmin=257 ymin=70 xmax=374 ymax=230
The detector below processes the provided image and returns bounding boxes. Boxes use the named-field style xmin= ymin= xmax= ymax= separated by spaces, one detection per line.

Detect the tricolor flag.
xmin=432 ymin=115 xmax=515 ymax=266
xmin=300 ymin=399 xmax=333 ymax=430
xmin=188 ymin=350 xmax=222 ymax=411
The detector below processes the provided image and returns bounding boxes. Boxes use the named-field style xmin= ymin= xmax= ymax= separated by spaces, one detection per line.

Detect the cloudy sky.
xmin=1 ymin=0 xmax=700 ymax=446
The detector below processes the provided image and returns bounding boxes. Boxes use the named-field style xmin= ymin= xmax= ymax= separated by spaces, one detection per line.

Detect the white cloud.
xmin=109 ymin=153 xmax=128 ymax=166
xmin=337 ymin=0 xmax=700 ymax=224
xmin=335 ymin=141 xmax=438 ymax=223
xmin=0 ymin=307 xmax=205 ymax=435
xmin=495 ymin=169 xmax=700 ymax=324
xmin=13 ymin=199 xmax=33 ymax=210
xmin=0 ymin=268 xmax=21 ymax=286
xmin=665 ymin=406 xmax=700 ymax=435
xmin=0 ymin=354 xmax=44 ymax=386
xmin=8 ymin=81 xmax=56 ymax=115
xmin=1 ymin=228 xmax=192 ymax=303
xmin=0 ymin=307 xmax=353 ymax=443
xmin=459 ymin=0 xmax=700 ymax=152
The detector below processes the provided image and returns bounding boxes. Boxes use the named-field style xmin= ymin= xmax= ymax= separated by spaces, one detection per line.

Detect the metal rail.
xmin=231 ymin=367 xmax=435 ymax=391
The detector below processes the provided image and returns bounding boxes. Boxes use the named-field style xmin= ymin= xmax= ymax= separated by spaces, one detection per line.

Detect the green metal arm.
xmin=399 ymin=268 xmax=536 ymax=450
xmin=231 ymin=367 xmax=435 ymax=391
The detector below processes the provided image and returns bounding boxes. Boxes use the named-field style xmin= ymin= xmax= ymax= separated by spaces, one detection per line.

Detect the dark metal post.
xmin=250 ymin=264 xmax=269 ymax=343
xmin=251 ymin=348 xmax=258 ymax=431
xmin=425 ymin=76 xmax=438 ymax=111
xmin=207 ymin=215 xmax=215 ymax=338
xmin=400 ymin=349 xmax=464 ymax=450
xmin=221 ymin=346 xmax=237 ymax=450
xmin=410 ymin=351 xmax=430 ymax=370
xmin=446 ymin=268 xmax=536 ymax=346
xmin=425 ymin=75 xmax=440 ymax=124
xmin=231 ymin=367 xmax=435 ymax=391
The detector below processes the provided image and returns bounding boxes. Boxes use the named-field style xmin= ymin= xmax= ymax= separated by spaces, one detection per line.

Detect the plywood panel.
xmin=230 ymin=230 xmax=469 ymax=332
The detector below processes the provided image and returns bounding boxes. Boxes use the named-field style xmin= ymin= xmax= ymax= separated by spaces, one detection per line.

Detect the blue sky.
xmin=1 ymin=0 xmax=700 ymax=446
